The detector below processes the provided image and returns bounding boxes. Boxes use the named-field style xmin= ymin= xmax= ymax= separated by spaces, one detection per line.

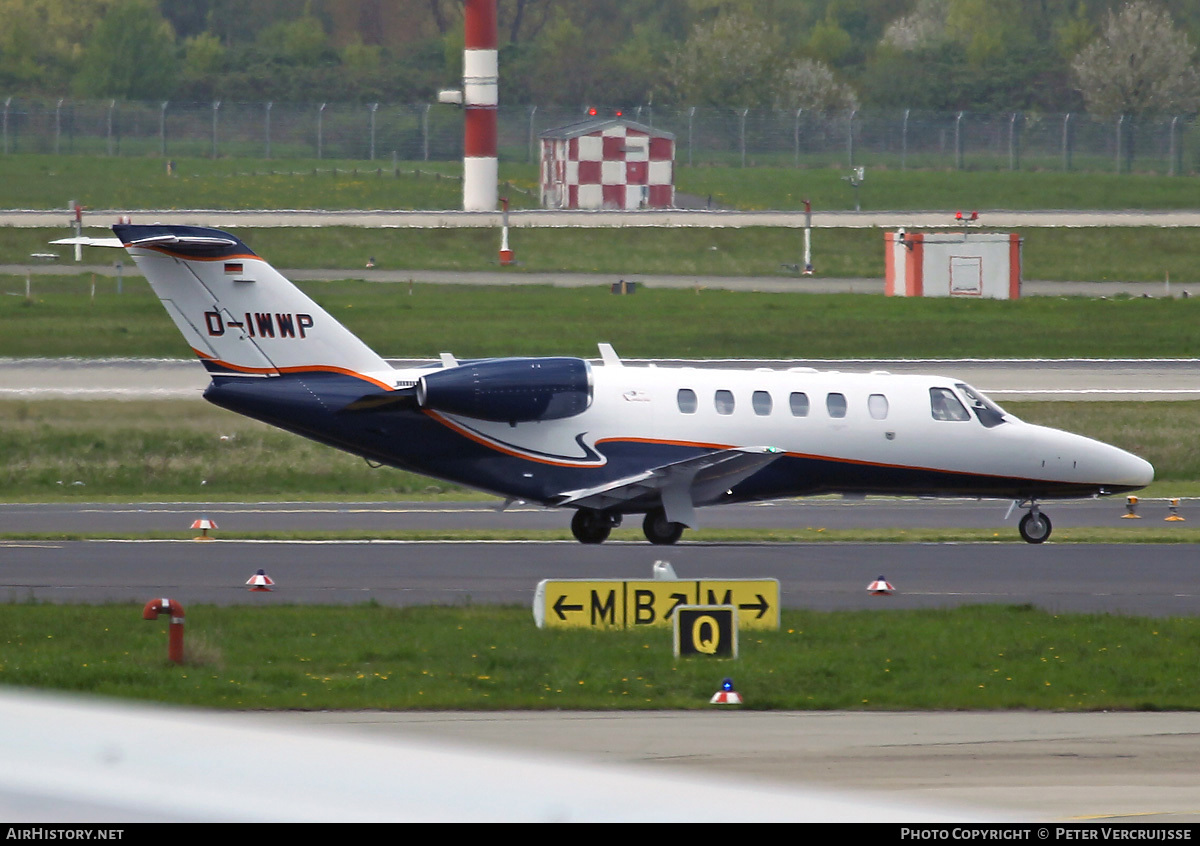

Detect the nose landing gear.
xmin=1018 ymin=503 xmax=1052 ymax=544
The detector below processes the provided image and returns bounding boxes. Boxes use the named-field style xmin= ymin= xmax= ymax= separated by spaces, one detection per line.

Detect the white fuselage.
xmin=395 ymin=361 xmax=1154 ymax=499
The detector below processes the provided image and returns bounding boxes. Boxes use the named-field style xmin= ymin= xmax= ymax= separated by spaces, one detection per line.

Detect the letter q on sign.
xmin=674 ymin=605 xmax=738 ymax=658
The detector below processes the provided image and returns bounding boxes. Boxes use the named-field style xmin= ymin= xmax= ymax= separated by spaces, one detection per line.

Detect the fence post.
xmin=211 ymin=100 xmax=220 ymax=159
xmin=1062 ymin=112 xmax=1072 ymax=172
xmin=955 ymin=111 xmax=964 ymax=170
xmin=793 ymin=108 xmax=802 ymax=168
xmin=526 ymin=104 xmax=537 ymax=164
xmin=901 ymin=108 xmax=909 ymax=171
xmin=1169 ymin=115 xmax=1180 ymax=176
xmin=847 ymin=108 xmax=857 ymax=168
xmin=739 ymin=107 xmax=748 ymax=167
xmin=687 ymin=106 xmax=695 ymax=167
xmin=317 ymin=102 xmax=325 ymax=159
xmin=369 ymin=103 xmax=379 ymax=160
xmin=265 ymin=101 xmax=272 ymax=159
xmin=1008 ymin=112 xmax=1018 ymax=171
xmin=107 ymin=100 xmax=117 ymax=156
xmin=159 ymin=101 xmax=168 ymax=157
xmin=55 ymin=99 xmax=63 ymax=155
xmin=2 ymin=97 xmax=8 ymax=154
xmin=423 ymin=102 xmax=432 ymax=161
xmin=1116 ymin=114 xmax=1125 ymax=173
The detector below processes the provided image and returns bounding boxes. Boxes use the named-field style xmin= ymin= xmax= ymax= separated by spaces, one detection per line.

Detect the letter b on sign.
xmin=674 ymin=606 xmax=737 ymax=658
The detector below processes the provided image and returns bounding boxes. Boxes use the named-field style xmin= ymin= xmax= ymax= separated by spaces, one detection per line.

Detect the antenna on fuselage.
xmin=597 ymin=343 xmax=622 ymax=367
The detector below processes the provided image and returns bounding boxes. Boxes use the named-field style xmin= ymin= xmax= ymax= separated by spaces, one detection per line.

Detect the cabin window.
xmin=868 ymin=394 xmax=889 ymax=420
xmin=677 ymin=388 xmax=698 ymax=414
xmin=930 ymin=387 xmax=970 ymax=421
xmin=715 ymin=390 xmax=735 ymax=415
xmin=752 ymin=390 xmax=773 ymax=416
xmin=826 ymin=392 xmax=847 ymax=418
xmin=789 ymin=392 xmax=810 ymax=417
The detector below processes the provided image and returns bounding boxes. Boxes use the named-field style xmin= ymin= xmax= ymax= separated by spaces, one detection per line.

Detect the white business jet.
xmin=60 ymin=225 xmax=1153 ymax=545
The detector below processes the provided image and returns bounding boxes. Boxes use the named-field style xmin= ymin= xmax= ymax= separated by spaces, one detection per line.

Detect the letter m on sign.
xmin=591 ymin=589 xmax=617 ymax=627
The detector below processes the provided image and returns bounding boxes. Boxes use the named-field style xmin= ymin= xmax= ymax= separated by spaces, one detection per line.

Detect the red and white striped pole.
xmin=463 ymin=0 xmax=498 ymax=211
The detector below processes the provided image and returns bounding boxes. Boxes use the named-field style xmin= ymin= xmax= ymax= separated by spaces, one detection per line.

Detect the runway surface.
xmin=5 ymin=260 xmax=1195 ymax=301
xmin=7 ymin=207 xmax=1200 ymax=229
xmin=0 ymin=495 xmax=1176 ymax=535
xmin=2 ymin=529 xmax=1197 ymax=615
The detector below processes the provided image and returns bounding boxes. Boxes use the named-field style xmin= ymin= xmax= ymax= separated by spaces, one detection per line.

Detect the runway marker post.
xmin=142 ymin=597 xmax=185 ymax=664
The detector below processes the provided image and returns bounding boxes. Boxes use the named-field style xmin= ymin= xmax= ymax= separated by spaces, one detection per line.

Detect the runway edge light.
xmin=710 ymin=677 xmax=743 ymax=705
xmin=247 ymin=569 xmax=275 ymax=592
xmin=190 ymin=517 xmax=217 ymax=541
xmin=867 ymin=575 xmax=894 ymax=596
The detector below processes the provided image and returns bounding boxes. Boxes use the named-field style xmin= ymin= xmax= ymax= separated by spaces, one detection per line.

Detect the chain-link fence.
xmin=2 ymin=99 xmax=1196 ymax=175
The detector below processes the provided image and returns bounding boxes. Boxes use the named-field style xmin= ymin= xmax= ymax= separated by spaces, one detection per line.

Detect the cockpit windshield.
xmin=956 ymin=383 xmax=1009 ymax=428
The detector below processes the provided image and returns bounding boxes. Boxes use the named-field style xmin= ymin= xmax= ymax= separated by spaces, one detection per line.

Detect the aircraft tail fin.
xmin=112 ymin=224 xmax=392 ymax=383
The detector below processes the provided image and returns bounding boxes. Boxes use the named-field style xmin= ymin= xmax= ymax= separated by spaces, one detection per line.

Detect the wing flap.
xmin=556 ymin=446 xmax=783 ymax=527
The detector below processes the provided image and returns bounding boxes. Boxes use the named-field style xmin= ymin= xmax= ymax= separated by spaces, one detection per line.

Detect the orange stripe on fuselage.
xmin=191 ymin=349 xmax=393 ymax=392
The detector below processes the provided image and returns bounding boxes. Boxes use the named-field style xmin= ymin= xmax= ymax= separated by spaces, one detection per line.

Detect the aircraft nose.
xmin=1113 ymin=448 xmax=1154 ymax=489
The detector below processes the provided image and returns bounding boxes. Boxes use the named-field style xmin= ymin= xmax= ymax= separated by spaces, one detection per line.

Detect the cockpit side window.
xmin=929 ymin=387 xmax=970 ymax=421
xmin=956 ymin=383 xmax=1007 ymax=428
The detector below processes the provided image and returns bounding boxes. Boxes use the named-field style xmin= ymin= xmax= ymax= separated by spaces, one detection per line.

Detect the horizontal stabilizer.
xmin=555 ymin=446 xmax=783 ymax=527
xmin=50 ymin=237 xmax=125 ymax=249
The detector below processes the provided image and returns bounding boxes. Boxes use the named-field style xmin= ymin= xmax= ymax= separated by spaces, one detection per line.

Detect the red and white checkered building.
xmin=540 ymin=118 xmax=675 ymax=210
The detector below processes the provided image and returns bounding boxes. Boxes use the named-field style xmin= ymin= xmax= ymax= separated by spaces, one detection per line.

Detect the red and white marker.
xmin=246 ymin=569 xmax=274 ymax=592
xmin=709 ymin=689 xmax=744 ymax=705
xmin=190 ymin=517 xmax=217 ymax=540
xmin=463 ymin=0 xmax=498 ymax=211
xmin=867 ymin=575 xmax=894 ymax=596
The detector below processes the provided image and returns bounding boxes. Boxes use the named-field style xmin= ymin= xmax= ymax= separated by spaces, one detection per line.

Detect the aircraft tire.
xmin=1019 ymin=511 xmax=1052 ymax=544
xmin=642 ymin=509 xmax=685 ymax=545
xmin=570 ymin=509 xmax=611 ymax=544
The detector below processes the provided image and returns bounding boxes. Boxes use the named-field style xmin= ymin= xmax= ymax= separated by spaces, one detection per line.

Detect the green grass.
xmin=0 ymin=155 xmax=537 ymax=212
xmin=0 ymin=603 xmax=1195 ymax=711
xmin=0 ymin=399 xmax=1190 ymax=502
xmin=11 ymin=224 xmax=1200 ymax=285
xmin=676 ymin=167 xmax=1200 ymax=212
xmin=8 ymin=277 xmax=1200 ymax=359
xmin=6 ymin=155 xmax=1200 ymax=213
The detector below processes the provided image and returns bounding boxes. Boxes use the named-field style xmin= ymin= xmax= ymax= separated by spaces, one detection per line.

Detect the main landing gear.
xmin=568 ymin=508 xmax=687 ymax=545
xmin=570 ymin=509 xmax=620 ymax=544
xmin=1018 ymin=502 xmax=1053 ymax=544
xmin=642 ymin=508 xmax=685 ymax=546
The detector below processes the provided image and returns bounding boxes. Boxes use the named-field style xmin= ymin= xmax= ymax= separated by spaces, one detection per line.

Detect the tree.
xmin=0 ymin=0 xmax=106 ymax=92
xmin=775 ymin=59 xmax=859 ymax=111
xmin=666 ymin=14 xmax=784 ymax=106
xmin=72 ymin=0 xmax=178 ymax=99
xmin=1072 ymin=1 xmax=1200 ymax=116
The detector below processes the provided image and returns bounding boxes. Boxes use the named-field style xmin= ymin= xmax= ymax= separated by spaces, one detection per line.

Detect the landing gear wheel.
xmin=570 ymin=509 xmax=611 ymax=544
xmin=642 ymin=509 xmax=685 ymax=546
xmin=1019 ymin=511 xmax=1052 ymax=544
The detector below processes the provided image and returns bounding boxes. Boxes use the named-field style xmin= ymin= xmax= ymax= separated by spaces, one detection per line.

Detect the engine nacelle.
xmin=416 ymin=357 xmax=592 ymax=423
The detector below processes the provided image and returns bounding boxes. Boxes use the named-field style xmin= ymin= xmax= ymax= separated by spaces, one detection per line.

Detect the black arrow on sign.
xmin=554 ymin=595 xmax=584 ymax=620
xmin=738 ymin=594 xmax=770 ymax=619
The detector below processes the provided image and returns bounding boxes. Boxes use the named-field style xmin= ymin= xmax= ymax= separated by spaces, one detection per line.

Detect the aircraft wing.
xmin=554 ymin=446 xmax=783 ymax=527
